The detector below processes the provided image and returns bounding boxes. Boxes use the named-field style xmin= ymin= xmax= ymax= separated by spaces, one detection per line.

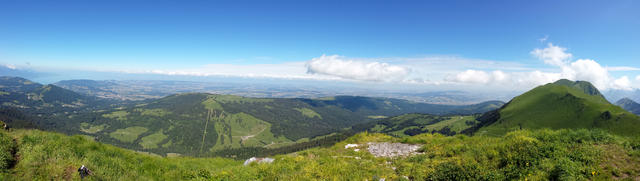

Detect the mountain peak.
xmin=616 ymin=97 xmax=635 ymax=104
xmin=470 ymin=79 xmax=640 ymax=137
xmin=551 ymin=79 xmax=604 ymax=98
xmin=616 ymin=97 xmax=640 ymax=115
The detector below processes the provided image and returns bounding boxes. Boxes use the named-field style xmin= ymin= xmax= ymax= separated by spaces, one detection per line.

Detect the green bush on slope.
xmin=2 ymin=129 xmax=240 ymax=180
xmin=0 ymin=131 xmax=16 ymax=170
xmin=217 ymin=129 xmax=639 ymax=180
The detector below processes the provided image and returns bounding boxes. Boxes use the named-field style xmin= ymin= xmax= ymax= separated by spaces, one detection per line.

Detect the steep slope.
xmin=472 ymin=79 xmax=640 ymax=137
xmin=616 ymin=98 xmax=640 ymax=115
xmin=0 ymin=129 xmax=239 ymax=180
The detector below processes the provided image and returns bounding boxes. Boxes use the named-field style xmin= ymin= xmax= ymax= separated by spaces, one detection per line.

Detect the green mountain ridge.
xmin=357 ymin=113 xmax=481 ymax=137
xmin=1 ymin=76 xmax=504 ymax=157
xmin=76 ymin=92 xmax=503 ymax=156
xmin=470 ymin=79 xmax=640 ymax=137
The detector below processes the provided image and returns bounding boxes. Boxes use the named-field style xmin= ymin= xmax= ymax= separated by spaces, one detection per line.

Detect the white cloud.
xmin=562 ymin=59 xmax=611 ymax=89
xmin=492 ymin=71 xmax=508 ymax=82
xmin=446 ymin=70 xmax=491 ymax=84
xmin=2 ymin=64 xmax=16 ymax=69
xmin=520 ymin=71 xmax=561 ymax=86
xmin=305 ymin=55 xmax=410 ymax=82
xmin=99 ymin=43 xmax=637 ymax=92
xmin=612 ymin=76 xmax=632 ymax=90
xmin=538 ymin=35 xmax=549 ymax=42
xmin=447 ymin=43 xmax=635 ymax=91
xmin=531 ymin=43 xmax=572 ymax=67
xmin=143 ymin=62 xmax=341 ymax=81
xmin=606 ymin=66 xmax=640 ymax=71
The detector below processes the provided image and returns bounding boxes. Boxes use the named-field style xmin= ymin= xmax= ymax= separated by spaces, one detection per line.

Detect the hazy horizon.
xmin=1 ymin=0 xmax=639 ymax=93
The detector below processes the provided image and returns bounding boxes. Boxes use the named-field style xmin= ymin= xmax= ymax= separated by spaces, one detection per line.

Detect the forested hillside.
xmin=62 ymin=93 xmax=502 ymax=156
xmin=1 ymin=76 xmax=503 ymax=157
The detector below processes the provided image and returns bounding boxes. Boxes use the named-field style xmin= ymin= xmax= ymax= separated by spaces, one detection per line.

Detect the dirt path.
xmin=233 ymin=127 xmax=267 ymax=144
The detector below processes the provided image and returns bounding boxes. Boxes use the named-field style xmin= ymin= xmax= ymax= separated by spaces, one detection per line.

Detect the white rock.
xmin=345 ymin=144 xmax=359 ymax=149
xmin=244 ymin=157 xmax=275 ymax=166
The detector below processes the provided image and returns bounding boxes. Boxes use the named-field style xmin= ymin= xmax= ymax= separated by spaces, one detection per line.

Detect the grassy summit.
xmin=475 ymin=79 xmax=640 ymax=137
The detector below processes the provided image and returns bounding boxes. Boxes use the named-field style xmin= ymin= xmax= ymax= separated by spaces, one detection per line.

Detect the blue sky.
xmin=0 ymin=0 xmax=639 ymax=91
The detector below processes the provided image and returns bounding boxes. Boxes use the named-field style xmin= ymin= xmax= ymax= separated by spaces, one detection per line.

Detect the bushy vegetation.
xmin=1 ymin=129 xmax=240 ymax=180
xmin=0 ymin=131 xmax=16 ymax=171
xmin=214 ymin=129 xmax=640 ymax=180
xmin=2 ymin=128 xmax=638 ymax=180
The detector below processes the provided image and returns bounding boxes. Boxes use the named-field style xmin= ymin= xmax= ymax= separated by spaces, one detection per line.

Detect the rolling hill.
xmin=0 ymin=77 xmax=116 ymax=118
xmin=616 ymin=98 xmax=640 ymax=115
xmin=357 ymin=113 xmax=481 ymax=137
xmin=2 ymin=76 xmax=504 ymax=157
xmin=469 ymin=79 xmax=640 ymax=137
xmin=67 ymin=93 xmax=502 ymax=156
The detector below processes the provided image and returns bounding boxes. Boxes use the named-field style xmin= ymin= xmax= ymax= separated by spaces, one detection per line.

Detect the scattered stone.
xmin=366 ymin=142 xmax=422 ymax=158
xmin=244 ymin=157 xmax=275 ymax=166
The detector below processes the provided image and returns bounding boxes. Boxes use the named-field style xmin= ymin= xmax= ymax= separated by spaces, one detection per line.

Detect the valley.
xmin=2 ymin=77 xmax=640 ymax=180
xmin=2 ymin=1 xmax=639 ymax=179
xmin=0 ymin=76 xmax=504 ymax=157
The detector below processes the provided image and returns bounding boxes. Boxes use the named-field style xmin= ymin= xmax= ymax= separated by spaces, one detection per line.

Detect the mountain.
xmin=0 ymin=76 xmax=110 ymax=113
xmin=4 ymin=76 xmax=505 ymax=156
xmin=468 ymin=79 xmax=640 ymax=137
xmin=603 ymin=89 xmax=640 ymax=103
xmin=0 ymin=76 xmax=121 ymax=131
xmin=57 ymin=93 xmax=502 ymax=156
xmin=616 ymin=98 xmax=640 ymax=115
xmin=356 ymin=113 xmax=481 ymax=137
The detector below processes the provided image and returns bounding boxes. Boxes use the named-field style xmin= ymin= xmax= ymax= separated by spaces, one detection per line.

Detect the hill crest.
xmin=470 ymin=79 xmax=640 ymax=137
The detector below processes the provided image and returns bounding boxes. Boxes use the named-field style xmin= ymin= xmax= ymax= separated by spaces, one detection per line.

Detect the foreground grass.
xmin=1 ymin=128 xmax=639 ymax=180
xmin=0 ymin=129 xmax=240 ymax=180
xmin=216 ymin=129 xmax=640 ymax=180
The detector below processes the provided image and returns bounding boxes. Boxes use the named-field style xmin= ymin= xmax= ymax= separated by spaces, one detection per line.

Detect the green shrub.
xmin=0 ymin=132 xmax=16 ymax=170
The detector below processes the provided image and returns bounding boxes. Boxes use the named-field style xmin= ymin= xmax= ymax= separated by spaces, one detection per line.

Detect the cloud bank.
xmin=447 ymin=43 xmax=638 ymax=90
xmin=305 ymin=55 xmax=410 ymax=82
xmin=51 ymin=41 xmax=634 ymax=92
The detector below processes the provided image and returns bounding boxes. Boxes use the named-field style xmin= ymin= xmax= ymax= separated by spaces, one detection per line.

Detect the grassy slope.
xmin=1 ymin=128 xmax=639 ymax=180
xmin=0 ymin=129 xmax=239 ymax=180
xmin=478 ymin=82 xmax=640 ymax=137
